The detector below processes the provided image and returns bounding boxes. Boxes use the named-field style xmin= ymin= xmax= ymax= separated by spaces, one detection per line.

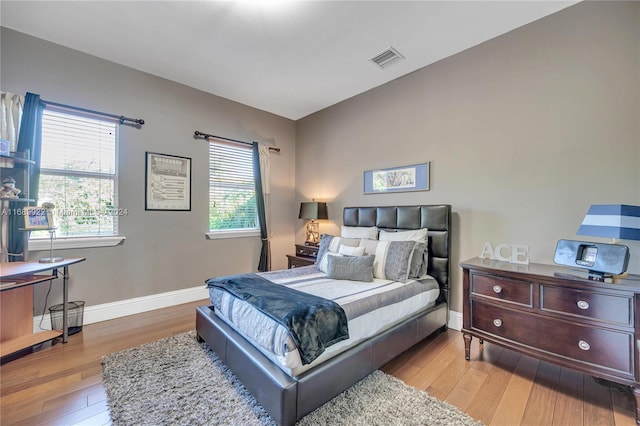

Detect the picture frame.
xmin=364 ymin=162 xmax=430 ymax=194
xmin=23 ymin=206 xmax=53 ymax=230
xmin=145 ymin=152 xmax=192 ymax=211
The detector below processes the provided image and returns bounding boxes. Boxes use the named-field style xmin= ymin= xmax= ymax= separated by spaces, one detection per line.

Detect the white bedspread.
xmin=209 ymin=266 xmax=440 ymax=377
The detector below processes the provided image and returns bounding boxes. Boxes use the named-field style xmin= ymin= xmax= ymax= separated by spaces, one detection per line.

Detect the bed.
xmin=196 ymin=204 xmax=451 ymax=425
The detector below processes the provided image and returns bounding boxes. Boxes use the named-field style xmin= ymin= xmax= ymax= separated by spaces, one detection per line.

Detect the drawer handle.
xmin=492 ymin=285 xmax=502 ymax=294
xmin=576 ymin=300 xmax=589 ymax=310
xmin=493 ymin=319 xmax=503 ymax=327
xmin=578 ymin=340 xmax=591 ymax=351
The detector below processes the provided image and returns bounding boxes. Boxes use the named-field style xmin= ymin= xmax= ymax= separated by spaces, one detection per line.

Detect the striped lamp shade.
xmin=577 ymin=204 xmax=640 ymax=241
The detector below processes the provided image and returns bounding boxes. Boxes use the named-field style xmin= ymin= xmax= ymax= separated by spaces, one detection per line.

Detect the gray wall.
xmin=2 ymin=1 xmax=639 ymax=317
xmin=296 ymin=1 xmax=640 ymax=313
xmin=1 ymin=28 xmax=297 ymax=310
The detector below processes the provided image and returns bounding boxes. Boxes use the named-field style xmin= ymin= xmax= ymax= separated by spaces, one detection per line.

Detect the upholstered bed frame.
xmin=195 ymin=204 xmax=451 ymax=425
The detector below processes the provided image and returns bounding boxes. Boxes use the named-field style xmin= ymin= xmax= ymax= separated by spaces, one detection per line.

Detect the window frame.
xmin=29 ymin=106 xmax=124 ymax=247
xmin=207 ymin=140 xmax=259 ymax=239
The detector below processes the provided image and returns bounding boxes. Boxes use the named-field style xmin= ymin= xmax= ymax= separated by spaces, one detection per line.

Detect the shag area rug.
xmin=102 ymin=331 xmax=481 ymax=425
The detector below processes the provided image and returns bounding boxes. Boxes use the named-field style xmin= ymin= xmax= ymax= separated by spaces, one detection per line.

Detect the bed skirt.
xmin=195 ymin=302 xmax=448 ymax=426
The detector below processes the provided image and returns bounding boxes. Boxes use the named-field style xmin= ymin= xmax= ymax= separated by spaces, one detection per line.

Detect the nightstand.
xmin=286 ymin=244 xmax=319 ymax=268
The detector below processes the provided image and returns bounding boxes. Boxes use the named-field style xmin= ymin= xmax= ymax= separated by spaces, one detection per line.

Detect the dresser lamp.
xmin=298 ymin=201 xmax=328 ymax=246
xmin=554 ymin=204 xmax=639 ymax=279
xmin=577 ymin=204 xmax=640 ymax=242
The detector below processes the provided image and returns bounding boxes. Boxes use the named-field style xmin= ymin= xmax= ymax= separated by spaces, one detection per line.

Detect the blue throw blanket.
xmin=206 ymin=273 xmax=349 ymax=365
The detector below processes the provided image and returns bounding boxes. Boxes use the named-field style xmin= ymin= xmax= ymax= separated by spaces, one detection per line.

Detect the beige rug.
xmin=102 ymin=331 xmax=481 ymax=425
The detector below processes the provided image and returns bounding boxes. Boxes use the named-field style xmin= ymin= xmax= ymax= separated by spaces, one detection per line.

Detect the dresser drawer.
xmin=541 ymin=285 xmax=632 ymax=326
xmin=295 ymin=244 xmax=318 ymax=258
xmin=471 ymin=301 xmax=634 ymax=376
xmin=470 ymin=272 xmax=533 ymax=307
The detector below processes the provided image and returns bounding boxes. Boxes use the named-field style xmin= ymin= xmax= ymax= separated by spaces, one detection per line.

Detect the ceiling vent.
xmin=370 ymin=47 xmax=405 ymax=69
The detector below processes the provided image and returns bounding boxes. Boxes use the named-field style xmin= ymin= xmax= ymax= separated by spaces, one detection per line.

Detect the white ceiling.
xmin=0 ymin=1 xmax=578 ymax=120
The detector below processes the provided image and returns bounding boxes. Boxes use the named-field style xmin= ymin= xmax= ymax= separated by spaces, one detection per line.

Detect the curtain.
xmin=258 ymin=144 xmax=272 ymax=271
xmin=1 ymin=91 xmax=24 ymax=152
xmin=8 ymin=92 xmax=44 ymax=261
xmin=0 ymin=92 xmax=25 ymax=262
xmin=253 ymin=142 xmax=270 ymax=271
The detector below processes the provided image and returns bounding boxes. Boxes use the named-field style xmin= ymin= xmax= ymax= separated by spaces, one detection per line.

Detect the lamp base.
xmin=305 ymin=220 xmax=320 ymax=245
xmin=39 ymin=257 xmax=64 ymax=264
xmin=304 ymin=241 xmax=319 ymax=247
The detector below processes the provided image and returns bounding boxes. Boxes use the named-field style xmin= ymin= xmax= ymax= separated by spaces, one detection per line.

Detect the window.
xmin=33 ymin=108 xmax=119 ymax=238
xmin=208 ymin=141 xmax=258 ymax=236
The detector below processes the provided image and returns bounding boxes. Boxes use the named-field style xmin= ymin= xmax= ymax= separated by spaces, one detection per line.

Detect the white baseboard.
xmin=34 ymin=287 xmax=463 ymax=334
xmin=34 ymin=285 xmax=209 ymax=332
xmin=448 ymin=310 xmax=462 ymax=331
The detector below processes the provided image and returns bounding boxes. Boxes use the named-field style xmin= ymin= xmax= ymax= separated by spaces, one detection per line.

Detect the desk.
xmin=1 ymin=257 xmax=85 ymax=358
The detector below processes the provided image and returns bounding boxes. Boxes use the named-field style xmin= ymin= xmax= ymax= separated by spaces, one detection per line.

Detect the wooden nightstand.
xmin=286 ymin=244 xmax=319 ymax=268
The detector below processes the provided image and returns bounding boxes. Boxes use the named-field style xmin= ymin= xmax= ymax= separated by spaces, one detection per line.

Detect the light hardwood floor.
xmin=1 ymin=300 xmax=637 ymax=425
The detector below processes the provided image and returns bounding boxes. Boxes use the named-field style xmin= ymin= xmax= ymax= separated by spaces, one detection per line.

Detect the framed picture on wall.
xmin=364 ymin=162 xmax=430 ymax=194
xmin=145 ymin=152 xmax=192 ymax=211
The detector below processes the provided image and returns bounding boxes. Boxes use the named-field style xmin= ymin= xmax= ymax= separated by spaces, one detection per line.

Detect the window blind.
xmin=35 ymin=109 xmax=119 ymax=237
xmin=208 ymin=142 xmax=258 ymax=231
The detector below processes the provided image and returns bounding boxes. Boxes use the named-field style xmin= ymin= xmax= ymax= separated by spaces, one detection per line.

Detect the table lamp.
xmin=299 ymin=201 xmax=328 ymax=246
xmin=577 ymin=204 xmax=640 ymax=243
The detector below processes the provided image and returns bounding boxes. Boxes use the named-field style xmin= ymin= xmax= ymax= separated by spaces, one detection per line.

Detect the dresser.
xmin=461 ymin=257 xmax=640 ymax=422
xmin=286 ymin=244 xmax=318 ymax=268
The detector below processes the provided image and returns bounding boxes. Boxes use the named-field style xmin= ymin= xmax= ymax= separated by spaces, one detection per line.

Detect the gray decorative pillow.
xmin=372 ymin=240 xmax=417 ymax=283
xmin=379 ymin=228 xmax=429 ymax=278
xmin=326 ymin=255 xmax=374 ymax=282
xmin=410 ymin=241 xmax=428 ymax=277
xmin=316 ymin=234 xmax=334 ymax=265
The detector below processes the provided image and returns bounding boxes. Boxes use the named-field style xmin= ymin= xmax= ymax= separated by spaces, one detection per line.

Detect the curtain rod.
xmin=43 ymin=100 xmax=145 ymax=127
xmin=194 ymin=130 xmax=280 ymax=152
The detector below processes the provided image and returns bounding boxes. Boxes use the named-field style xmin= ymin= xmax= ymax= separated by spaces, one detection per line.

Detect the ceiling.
xmin=0 ymin=1 xmax=578 ymax=120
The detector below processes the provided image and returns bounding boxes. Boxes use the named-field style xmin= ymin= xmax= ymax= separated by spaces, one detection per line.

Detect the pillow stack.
xmin=316 ymin=225 xmax=429 ymax=283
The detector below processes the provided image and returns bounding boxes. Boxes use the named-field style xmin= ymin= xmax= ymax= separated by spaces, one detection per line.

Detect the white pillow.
xmin=379 ymin=228 xmax=428 ymax=241
xmin=316 ymin=235 xmax=360 ymax=266
xmin=339 ymin=245 xmax=365 ymax=256
xmin=341 ymin=226 xmax=379 ymax=240
xmin=358 ymin=238 xmax=379 ymax=255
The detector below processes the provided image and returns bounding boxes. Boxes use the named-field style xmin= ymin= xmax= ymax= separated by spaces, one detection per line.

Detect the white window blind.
xmin=34 ymin=108 xmax=119 ymax=238
xmin=208 ymin=142 xmax=258 ymax=232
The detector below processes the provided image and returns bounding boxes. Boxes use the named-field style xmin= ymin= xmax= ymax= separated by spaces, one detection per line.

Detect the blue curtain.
xmin=253 ymin=142 xmax=269 ymax=271
xmin=8 ymin=92 xmax=44 ymax=261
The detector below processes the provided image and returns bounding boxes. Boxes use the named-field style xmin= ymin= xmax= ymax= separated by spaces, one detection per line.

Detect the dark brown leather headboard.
xmin=343 ymin=205 xmax=451 ymax=302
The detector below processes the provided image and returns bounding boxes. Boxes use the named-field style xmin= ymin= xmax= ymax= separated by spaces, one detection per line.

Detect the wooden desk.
xmin=1 ymin=257 xmax=85 ymax=358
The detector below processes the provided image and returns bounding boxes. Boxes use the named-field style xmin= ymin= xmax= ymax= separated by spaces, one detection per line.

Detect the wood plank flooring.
xmin=1 ymin=300 xmax=637 ymax=425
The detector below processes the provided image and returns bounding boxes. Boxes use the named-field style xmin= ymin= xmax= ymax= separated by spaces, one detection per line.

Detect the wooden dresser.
xmin=461 ymin=257 xmax=640 ymax=422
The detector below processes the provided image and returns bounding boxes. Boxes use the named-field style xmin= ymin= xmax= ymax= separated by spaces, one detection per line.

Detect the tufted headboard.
xmin=343 ymin=205 xmax=451 ymax=303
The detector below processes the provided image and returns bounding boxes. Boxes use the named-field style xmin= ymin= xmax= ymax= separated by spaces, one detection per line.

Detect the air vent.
xmin=370 ymin=47 xmax=404 ymax=69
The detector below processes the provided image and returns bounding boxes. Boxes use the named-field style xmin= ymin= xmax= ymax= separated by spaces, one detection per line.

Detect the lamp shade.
xmin=577 ymin=204 xmax=640 ymax=241
xmin=299 ymin=202 xmax=328 ymax=220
